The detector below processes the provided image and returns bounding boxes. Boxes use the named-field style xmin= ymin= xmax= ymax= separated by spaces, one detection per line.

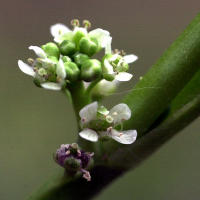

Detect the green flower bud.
xmin=73 ymin=30 xmax=87 ymax=48
xmin=79 ymin=37 xmax=98 ymax=57
xmin=81 ymin=59 xmax=102 ymax=82
xmin=73 ymin=53 xmax=89 ymax=69
xmin=48 ymin=56 xmax=58 ymax=63
xmin=64 ymin=157 xmax=81 ymax=171
xmin=61 ymin=56 xmax=72 ymax=63
xmin=41 ymin=43 xmax=60 ymax=59
xmin=64 ymin=62 xmax=80 ymax=82
xmin=59 ymin=40 xmax=77 ymax=57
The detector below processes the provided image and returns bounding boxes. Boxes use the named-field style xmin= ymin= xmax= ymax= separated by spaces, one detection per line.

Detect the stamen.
xmin=118 ymin=133 xmax=123 ymax=137
xmin=119 ymin=50 xmax=126 ymax=56
xmin=107 ymin=126 xmax=113 ymax=132
xmin=82 ymin=118 xmax=86 ymax=122
xmin=71 ymin=19 xmax=80 ymax=27
xmin=82 ymin=170 xmax=91 ymax=181
xmin=77 ymin=149 xmax=81 ymax=157
xmin=112 ymin=112 xmax=117 ymax=116
xmin=83 ymin=20 xmax=91 ymax=29
xmin=113 ymin=49 xmax=119 ymax=54
xmin=66 ymin=150 xmax=70 ymax=155
xmin=90 ymin=152 xmax=94 ymax=156
xmin=114 ymin=70 xmax=119 ymax=75
xmin=28 ymin=58 xmax=34 ymax=65
xmin=59 ymin=29 xmax=62 ymax=35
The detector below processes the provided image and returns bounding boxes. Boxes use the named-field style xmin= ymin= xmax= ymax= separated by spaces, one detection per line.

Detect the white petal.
xmin=29 ymin=46 xmax=47 ymax=59
xmin=115 ymin=72 xmax=133 ymax=81
xmin=109 ymin=103 xmax=131 ymax=124
xmin=41 ymin=82 xmax=61 ymax=90
xmin=50 ymin=23 xmax=71 ymax=37
xmin=123 ymin=54 xmax=138 ymax=63
xmin=105 ymin=37 xmax=112 ymax=54
xmin=79 ymin=129 xmax=98 ymax=142
xmin=54 ymin=31 xmax=74 ymax=43
xmin=88 ymin=28 xmax=111 ymax=48
xmin=41 ymin=58 xmax=57 ymax=70
xmin=56 ymin=59 xmax=66 ymax=79
xmin=79 ymin=102 xmax=97 ymax=122
xmin=111 ymin=129 xmax=137 ymax=144
xmin=18 ymin=60 xmax=35 ymax=76
xmin=109 ymin=53 xmax=119 ymax=61
xmin=103 ymin=59 xmax=114 ymax=74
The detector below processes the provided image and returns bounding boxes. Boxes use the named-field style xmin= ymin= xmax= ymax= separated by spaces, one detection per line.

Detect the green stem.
xmin=85 ymin=76 xmax=102 ymax=96
xmin=67 ymin=81 xmax=97 ymax=153
xmin=67 ymin=81 xmax=91 ymax=123
xmin=122 ymin=12 xmax=200 ymax=137
xmin=62 ymin=88 xmax=72 ymax=104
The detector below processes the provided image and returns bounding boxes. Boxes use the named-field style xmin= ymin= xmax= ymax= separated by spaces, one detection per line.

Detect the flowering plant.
xmin=18 ymin=16 xmax=200 ymax=199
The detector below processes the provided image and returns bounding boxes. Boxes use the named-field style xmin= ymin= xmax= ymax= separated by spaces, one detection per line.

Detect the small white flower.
xmin=79 ymin=102 xmax=137 ymax=144
xmin=103 ymin=40 xmax=138 ymax=82
xmin=50 ymin=23 xmax=112 ymax=50
xmin=18 ymin=46 xmax=66 ymax=90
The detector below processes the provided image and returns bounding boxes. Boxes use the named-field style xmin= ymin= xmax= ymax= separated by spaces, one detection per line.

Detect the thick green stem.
xmin=122 ymin=12 xmax=200 ymax=137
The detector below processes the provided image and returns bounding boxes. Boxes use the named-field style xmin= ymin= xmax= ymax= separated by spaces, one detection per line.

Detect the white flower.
xmin=50 ymin=23 xmax=112 ymax=50
xmin=79 ymin=102 xmax=137 ymax=144
xmin=18 ymin=46 xmax=66 ymax=90
xmin=102 ymin=40 xmax=138 ymax=82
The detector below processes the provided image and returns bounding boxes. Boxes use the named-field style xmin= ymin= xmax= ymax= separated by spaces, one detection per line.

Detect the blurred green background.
xmin=1 ymin=0 xmax=200 ymax=199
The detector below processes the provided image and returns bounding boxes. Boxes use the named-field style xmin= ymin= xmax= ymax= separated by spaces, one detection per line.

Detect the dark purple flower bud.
xmin=53 ymin=143 xmax=94 ymax=181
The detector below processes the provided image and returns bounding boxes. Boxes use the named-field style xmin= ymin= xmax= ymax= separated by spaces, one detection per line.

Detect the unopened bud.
xmin=41 ymin=42 xmax=60 ymax=59
xmin=81 ymin=59 xmax=102 ymax=82
xmin=59 ymin=40 xmax=77 ymax=57
xmin=79 ymin=37 xmax=98 ymax=57
xmin=64 ymin=62 xmax=80 ymax=82
xmin=73 ymin=53 xmax=89 ymax=69
xmin=61 ymin=56 xmax=72 ymax=63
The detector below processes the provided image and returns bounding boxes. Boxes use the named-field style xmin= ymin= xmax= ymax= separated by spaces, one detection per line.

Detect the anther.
xmin=71 ymin=19 xmax=80 ymax=27
xmin=66 ymin=150 xmax=70 ymax=155
xmin=83 ymin=20 xmax=91 ymax=29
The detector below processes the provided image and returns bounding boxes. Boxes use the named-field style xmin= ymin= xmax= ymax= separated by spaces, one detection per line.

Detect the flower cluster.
xmin=18 ymin=19 xmax=138 ymax=91
xmin=18 ymin=19 xmax=138 ymax=181
xmin=79 ymin=102 xmax=137 ymax=144
xmin=53 ymin=143 xmax=94 ymax=181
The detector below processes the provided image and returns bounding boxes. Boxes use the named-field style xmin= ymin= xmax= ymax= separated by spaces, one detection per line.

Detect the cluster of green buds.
xmin=18 ymin=19 xmax=138 ymax=91
xmin=53 ymin=143 xmax=94 ymax=181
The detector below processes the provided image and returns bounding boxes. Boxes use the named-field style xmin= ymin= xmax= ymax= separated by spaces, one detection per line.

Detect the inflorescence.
xmin=18 ymin=19 xmax=138 ymax=181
